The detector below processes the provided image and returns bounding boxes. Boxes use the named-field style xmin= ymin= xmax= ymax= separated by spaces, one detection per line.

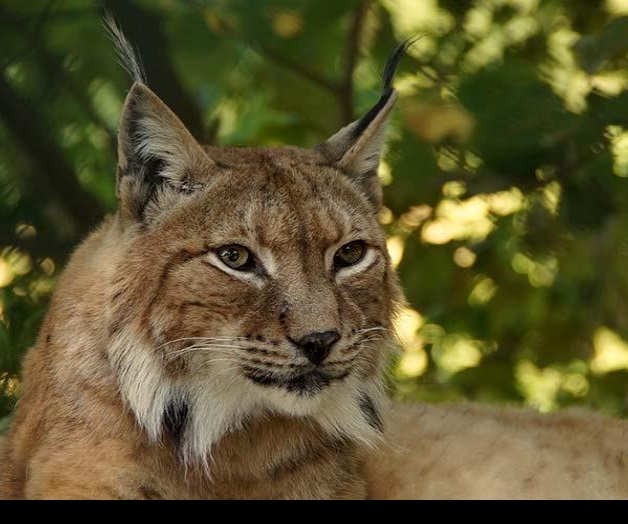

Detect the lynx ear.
xmin=318 ymin=93 xmax=396 ymax=209
xmin=116 ymin=82 xmax=214 ymax=222
xmin=317 ymin=40 xmax=415 ymax=209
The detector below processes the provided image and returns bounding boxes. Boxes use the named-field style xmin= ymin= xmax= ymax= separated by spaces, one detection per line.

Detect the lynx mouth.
xmin=242 ymin=367 xmax=351 ymax=396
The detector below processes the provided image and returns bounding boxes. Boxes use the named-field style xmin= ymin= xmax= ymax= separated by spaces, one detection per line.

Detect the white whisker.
xmin=357 ymin=326 xmax=391 ymax=336
xmin=360 ymin=336 xmax=386 ymax=344
xmin=165 ymin=344 xmax=249 ymax=361
xmin=157 ymin=336 xmax=250 ymax=350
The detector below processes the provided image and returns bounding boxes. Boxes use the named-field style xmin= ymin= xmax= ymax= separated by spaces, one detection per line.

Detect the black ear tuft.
xmin=317 ymin=37 xmax=418 ymax=209
xmin=352 ymin=36 xmax=422 ymax=140
xmin=382 ymin=36 xmax=422 ymax=96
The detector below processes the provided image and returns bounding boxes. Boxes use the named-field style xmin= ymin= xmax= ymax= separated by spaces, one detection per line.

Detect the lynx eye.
xmin=217 ymin=245 xmax=254 ymax=271
xmin=334 ymin=241 xmax=366 ymax=269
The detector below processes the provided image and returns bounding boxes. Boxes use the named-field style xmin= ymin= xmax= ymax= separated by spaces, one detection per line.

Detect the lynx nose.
xmin=296 ymin=331 xmax=340 ymax=366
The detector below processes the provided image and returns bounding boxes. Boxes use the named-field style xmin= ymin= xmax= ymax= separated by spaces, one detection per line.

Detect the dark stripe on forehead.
xmin=267 ymin=158 xmax=314 ymax=273
xmin=302 ymin=166 xmax=381 ymax=236
xmin=298 ymin=167 xmax=346 ymax=243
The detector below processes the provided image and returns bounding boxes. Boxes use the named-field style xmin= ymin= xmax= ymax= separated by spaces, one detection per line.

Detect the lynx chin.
xmin=2 ymin=22 xmax=628 ymax=500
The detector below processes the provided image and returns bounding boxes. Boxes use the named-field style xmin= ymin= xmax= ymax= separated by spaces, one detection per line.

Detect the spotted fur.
xmin=0 ymin=29 xmax=404 ymax=499
xmin=4 ymin=27 xmax=628 ymax=500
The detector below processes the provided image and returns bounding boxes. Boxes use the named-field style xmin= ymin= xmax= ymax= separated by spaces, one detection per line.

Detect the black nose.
xmin=296 ymin=331 xmax=340 ymax=366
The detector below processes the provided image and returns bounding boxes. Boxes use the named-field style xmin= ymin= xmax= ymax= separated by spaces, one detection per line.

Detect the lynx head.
xmin=105 ymin=22 xmax=409 ymax=466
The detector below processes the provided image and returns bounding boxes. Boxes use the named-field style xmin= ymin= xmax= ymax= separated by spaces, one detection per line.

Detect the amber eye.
xmin=334 ymin=241 xmax=366 ymax=269
xmin=217 ymin=245 xmax=254 ymax=271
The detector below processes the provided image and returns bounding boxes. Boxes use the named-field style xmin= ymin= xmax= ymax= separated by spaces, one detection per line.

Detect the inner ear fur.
xmin=317 ymin=92 xmax=397 ymax=209
xmin=116 ymin=82 xmax=214 ymax=222
xmin=316 ymin=38 xmax=416 ymax=210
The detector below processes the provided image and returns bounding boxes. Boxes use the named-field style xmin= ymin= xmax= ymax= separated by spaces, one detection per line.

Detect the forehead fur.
xmin=155 ymin=145 xmax=385 ymax=250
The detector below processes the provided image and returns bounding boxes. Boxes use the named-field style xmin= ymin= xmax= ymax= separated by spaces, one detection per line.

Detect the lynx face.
xmin=150 ymin=153 xmax=394 ymax=399
xmin=105 ymin=35 xmax=408 ymax=463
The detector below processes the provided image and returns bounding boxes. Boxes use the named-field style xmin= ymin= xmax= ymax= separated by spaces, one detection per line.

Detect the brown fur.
xmin=365 ymin=403 xmax=628 ymax=500
xmin=0 ymin=79 xmax=399 ymax=499
xmin=3 ymin=42 xmax=628 ymax=498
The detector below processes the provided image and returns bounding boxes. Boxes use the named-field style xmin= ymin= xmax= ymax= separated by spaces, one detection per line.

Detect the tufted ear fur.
xmin=317 ymin=93 xmax=396 ymax=210
xmin=317 ymin=40 xmax=416 ymax=210
xmin=116 ymin=82 xmax=214 ymax=223
xmin=106 ymin=16 xmax=213 ymax=223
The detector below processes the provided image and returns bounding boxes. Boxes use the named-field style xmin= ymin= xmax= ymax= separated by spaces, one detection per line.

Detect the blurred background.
xmin=2 ymin=0 xmax=628 ymax=431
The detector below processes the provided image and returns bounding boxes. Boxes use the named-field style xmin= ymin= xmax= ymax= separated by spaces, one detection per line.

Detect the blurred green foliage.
xmin=2 ymin=0 xmax=628 ymax=425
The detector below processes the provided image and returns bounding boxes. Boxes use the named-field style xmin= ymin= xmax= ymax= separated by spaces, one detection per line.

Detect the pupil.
xmin=228 ymin=249 xmax=240 ymax=262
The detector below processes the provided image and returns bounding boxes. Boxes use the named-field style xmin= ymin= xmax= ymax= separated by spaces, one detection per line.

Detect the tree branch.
xmin=231 ymin=2 xmax=371 ymax=127
xmin=103 ymin=0 xmax=206 ymax=140
xmin=248 ymin=40 xmax=339 ymax=94
xmin=339 ymin=0 xmax=371 ymax=124
xmin=0 ymin=74 xmax=105 ymax=233
xmin=36 ymin=48 xmax=117 ymax=154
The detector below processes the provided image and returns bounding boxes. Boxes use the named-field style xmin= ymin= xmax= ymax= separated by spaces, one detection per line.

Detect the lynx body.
xmin=2 ymin=30 xmax=628 ymax=500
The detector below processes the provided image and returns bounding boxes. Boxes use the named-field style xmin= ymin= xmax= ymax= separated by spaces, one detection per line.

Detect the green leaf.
xmin=574 ymin=16 xmax=628 ymax=74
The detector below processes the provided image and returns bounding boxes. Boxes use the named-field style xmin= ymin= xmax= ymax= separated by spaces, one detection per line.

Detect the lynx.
xmin=2 ymin=25 xmax=628 ymax=500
